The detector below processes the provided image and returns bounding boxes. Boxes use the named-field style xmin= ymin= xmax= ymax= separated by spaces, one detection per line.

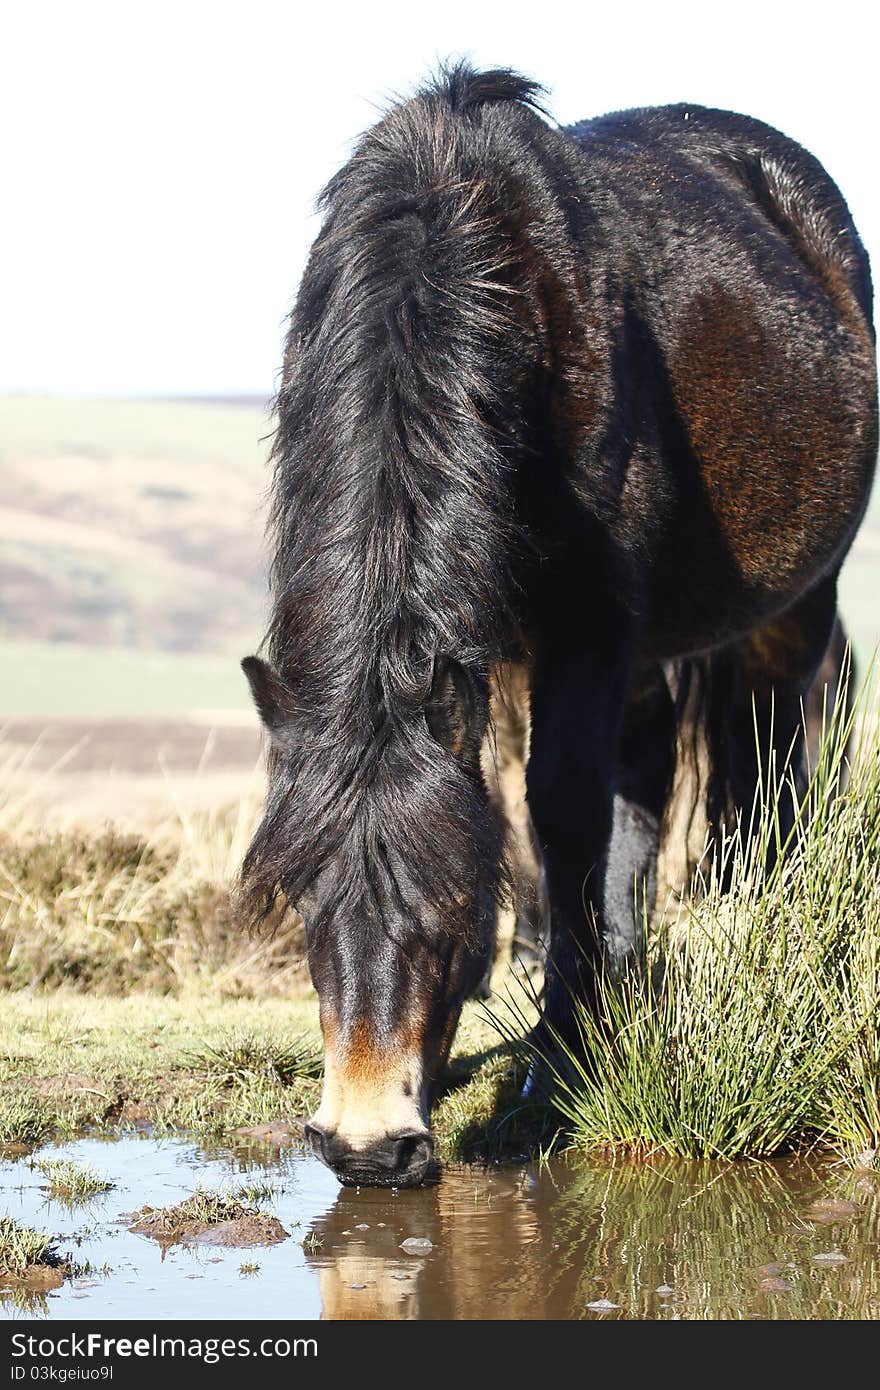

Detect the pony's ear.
xmin=241 ymin=656 xmax=297 ymax=751
xmin=426 ymin=658 xmax=484 ymax=760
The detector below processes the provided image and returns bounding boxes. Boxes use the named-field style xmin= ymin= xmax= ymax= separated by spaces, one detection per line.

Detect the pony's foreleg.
xmin=525 ymin=642 xmax=630 ymax=1048
xmin=602 ymin=662 xmax=678 ymax=970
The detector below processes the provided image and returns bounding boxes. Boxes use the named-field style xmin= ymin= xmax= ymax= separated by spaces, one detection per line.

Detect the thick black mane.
xmin=241 ymin=65 xmax=550 ymax=938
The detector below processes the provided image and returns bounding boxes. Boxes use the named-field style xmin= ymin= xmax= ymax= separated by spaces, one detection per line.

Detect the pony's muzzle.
xmin=305 ymin=1122 xmax=434 ymax=1187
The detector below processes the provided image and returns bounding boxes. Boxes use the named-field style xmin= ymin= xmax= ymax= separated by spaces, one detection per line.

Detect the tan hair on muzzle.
xmin=305 ymin=1023 xmax=434 ymax=1187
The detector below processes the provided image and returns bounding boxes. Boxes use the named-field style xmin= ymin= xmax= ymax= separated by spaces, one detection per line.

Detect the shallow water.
xmin=2 ymin=1134 xmax=879 ymax=1320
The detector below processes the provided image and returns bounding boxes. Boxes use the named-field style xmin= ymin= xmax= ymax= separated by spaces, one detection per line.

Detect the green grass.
xmin=432 ymin=1048 xmax=553 ymax=1163
xmin=33 ymin=1158 xmax=112 ymax=1201
xmin=0 ymin=1216 xmax=62 ymax=1278
xmin=0 ymin=992 xmax=323 ymax=1144
xmin=516 ymin=672 xmax=880 ymax=1163
xmin=187 ymin=1030 xmax=323 ymax=1084
xmin=0 ymin=1095 xmax=55 ymax=1147
xmin=233 ymin=1181 xmax=278 ymax=1205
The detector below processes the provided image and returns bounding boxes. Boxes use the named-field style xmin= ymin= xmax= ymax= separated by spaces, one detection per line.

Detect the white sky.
xmin=3 ymin=0 xmax=877 ymax=395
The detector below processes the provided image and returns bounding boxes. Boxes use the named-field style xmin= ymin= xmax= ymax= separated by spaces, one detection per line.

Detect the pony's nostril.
xmin=391 ymin=1131 xmax=434 ymax=1176
xmin=304 ymin=1122 xmax=329 ymax=1163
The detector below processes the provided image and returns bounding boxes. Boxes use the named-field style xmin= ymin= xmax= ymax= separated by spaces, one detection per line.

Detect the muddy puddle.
xmin=2 ymin=1134 xmax=880 ymax=1319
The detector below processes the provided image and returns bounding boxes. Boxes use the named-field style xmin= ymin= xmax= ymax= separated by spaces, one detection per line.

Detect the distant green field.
xmin=0 ymin=640 xmax=252 ymax=718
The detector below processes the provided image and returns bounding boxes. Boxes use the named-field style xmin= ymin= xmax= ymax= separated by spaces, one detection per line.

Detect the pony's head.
xmin=241 ymin=653 xmax=505 ymax=1186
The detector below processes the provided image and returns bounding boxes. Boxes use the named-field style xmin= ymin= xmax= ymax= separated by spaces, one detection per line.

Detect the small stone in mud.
xmin=392 ymin=1273 xmax=409 ymax=1280
xmin=804 ymin=1198 xmax=860 ymax=1224
xmin=355 ymin=1223 xmax=370 ymax=1230
xmin=351 ymin=1282 xmax=366 ymax=1289
xmin=400 ymin=1237 xmax=433 ymax=1255
xmin=811 ymin=1251 xmax=849 ymax=1266
xmin=655 ymin=1285 xmax=674 ymax=1297
xmin=230 ymin=1120 xmax=302 ymax=1145
xmin=586 ymin=1299 xmax=620 ymax=1312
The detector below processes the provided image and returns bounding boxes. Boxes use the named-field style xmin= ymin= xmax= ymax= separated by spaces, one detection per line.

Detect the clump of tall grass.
xmin=0 ymin=1217 xmax=62 ymax=1278
xmin=812 ymin=709 xmax=880 ymax=1166
xmin=186 ymin=1029 xmax=322 ymax=1084
xmin=34 ymin=1158 xmax=113 ymax=1202
xmin=510 ymin=665 xmax=880 ymax=1162
xmin=0 ymin=1095 xmax=54 ymax=1147
xmin=432 ymin=1050 xmax=555 ymax=1162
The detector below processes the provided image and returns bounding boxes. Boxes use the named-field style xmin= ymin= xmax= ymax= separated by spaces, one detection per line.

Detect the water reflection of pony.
xmin=241 ymin=63 xmax=877 ymax=1185
xmin=303 ymin=1158 xmax=880 ymax=1320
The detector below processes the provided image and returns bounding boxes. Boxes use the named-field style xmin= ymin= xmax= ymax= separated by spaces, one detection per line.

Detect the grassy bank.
xmin=0 ymin=990 xmax=529 ymax=1163
xmin=0 ymin=993 xmax=322 ymax=1142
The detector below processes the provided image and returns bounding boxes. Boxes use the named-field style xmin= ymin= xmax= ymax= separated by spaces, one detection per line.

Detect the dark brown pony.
xmin=240 ymin=64 xmax=877 ymax=1186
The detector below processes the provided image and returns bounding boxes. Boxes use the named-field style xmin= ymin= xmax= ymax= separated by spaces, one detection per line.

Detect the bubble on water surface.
xmin=400 ymin=1237 xmax=433 ymax=1254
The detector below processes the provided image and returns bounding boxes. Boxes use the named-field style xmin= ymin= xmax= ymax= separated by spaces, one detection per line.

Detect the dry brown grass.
xmin=0 ymin=740 xmax=307 ymax=997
